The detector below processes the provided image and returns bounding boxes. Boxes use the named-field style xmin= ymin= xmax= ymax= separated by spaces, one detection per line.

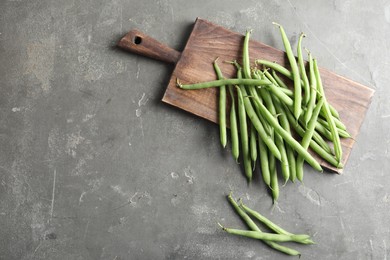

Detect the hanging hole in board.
xmin=133 ymin=36 xmax=142 ymax=45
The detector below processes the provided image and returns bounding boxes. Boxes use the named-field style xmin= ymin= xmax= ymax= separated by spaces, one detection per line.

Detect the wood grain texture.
xmin=162 ymin=18 xmax=374 ymax=173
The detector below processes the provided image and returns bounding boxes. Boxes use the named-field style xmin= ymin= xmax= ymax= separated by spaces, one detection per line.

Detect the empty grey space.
xmin=0 ymin=0 xmax=389 ymax=259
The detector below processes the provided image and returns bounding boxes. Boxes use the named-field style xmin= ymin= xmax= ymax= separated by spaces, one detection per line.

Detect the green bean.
xmin=249 ymin=87 xmax=273 ymax=137
xmin=275 ymin=133 xmax=290 ymax=184
xmin=228 ymin=85 xmax=240 ymax=161
xmin=243 ymin=29 xmax=252 ymax=79
xmin=297 ymin=33 xmax=310 ymax=105
xmin=315 ymin=121 xmax=334 ymax=141
xmin=306 ymin=62 xmax=340 ymax=121
xmin=315 ymin=118 xmax=351 ymax=140
xmin=255 ymin=79 xmax=290 ymax=183
xmin=256 ymin=79 xmax=277 ymax=126
xmin=256 ymin=59 xmax=293 ymax=79
xmin=262 ymin=70 xmax=294 ymax=107
xmin=227 ymin=193 xmax=301 ymax=256
xmin=177 ymin=78 xmax=271 ymax=90
xmin=286 ymin=145 xmax=297 ymax=182
xmin=219 ymin=224 xmax=310 ymax=243
xmin=239 ymin=200 xmax=315 ymax=244
xmin=227 ymin=192 xmax=259 ymax=231
xmin=262 ymin=94 xmax=290 ymax=183
xmin=264 ymin=68 xmax=279 ymax=85
xmin=285 ymin=102 xmax=334 ymax=155
xmin=304 ymin=49 xmax=317 ymax=125
xmin=258 ymin=59 xmax=342 ymax=121
xmin=314 ymin=59 xmax=342 ymax=163
xmin=283 ymin=103 xmax=342 ymax=168
xmin=317 ymin=117 xmax=350 ymax=137
xmin=213 ymin=58 xmax=227 ymax=148
xmin=272 ymin=96 xmax=297 ymax=182
xmin=250 ymin=95 xmax=322 ymax=172
xmin=272 ymin=69 xmax=289 ymax=89
xmin=249 ymin=124 xmax=257 ymax=167
xmin=269 ymin=149 xmax=279 ymax=202
xmin=240 ymin=200 xmax=292 ymax=235
xmin=292 ymin=107 xmax=333 ymax=154
xmin=333 ymin=115 xmax=348 ymax=131
xmin=337 ymin=128 xmax=351 ymax=138
xmin=273 ymin=22 xmax=302 ymax=119
xmin=296 ymin=98 xmax=325 ymax=182
xmin=244 ymin=72 xmax=273 ymax=135
xmin=329 ymin=103 xmax=340 ymax=119
xmin=236 ymin=86 xmax=252 ymax=182
xmin=317 ymin=117 xmax=344 ymax=131
xmin=251 ymin=71 xmax=277 ymax=139
xmin=258 ymin=134 xmax=271 ymax=187
xmin=239 ymin=86 xmax=282 ymax=161
xmin=276 ymin=85 xmax=293 ymax=97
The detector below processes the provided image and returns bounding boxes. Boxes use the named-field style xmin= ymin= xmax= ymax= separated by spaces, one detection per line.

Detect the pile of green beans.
xmin=177 ymin=24 xmax=350 ymax=201
xmin=218 ymin=192 xmax=314 ymax=256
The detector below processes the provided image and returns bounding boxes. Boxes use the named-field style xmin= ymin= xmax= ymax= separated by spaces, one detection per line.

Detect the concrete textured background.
xmin=0 ymin=0 xmax=389 ymax=259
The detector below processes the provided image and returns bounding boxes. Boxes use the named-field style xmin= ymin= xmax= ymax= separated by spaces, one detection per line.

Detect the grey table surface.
xmin=0 ymin=0 xmax=389 ymax=259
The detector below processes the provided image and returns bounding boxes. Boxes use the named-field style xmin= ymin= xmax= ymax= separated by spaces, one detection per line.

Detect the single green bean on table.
xmin=273 ymin=22 xmax=302 ymax=119
xmin=213 ymin=59 xmax=227 ymax=148
xmin=297 ymin=33 xmax=310 ymax=105
xmin=226 ymin=193 xmax=301 ymax=256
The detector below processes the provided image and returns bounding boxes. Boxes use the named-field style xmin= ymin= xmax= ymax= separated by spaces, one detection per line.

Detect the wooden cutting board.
xmin=118 ymin=17 xmax=374 ymax=173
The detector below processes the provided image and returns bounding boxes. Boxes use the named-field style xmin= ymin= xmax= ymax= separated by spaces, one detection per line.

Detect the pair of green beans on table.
xmin=177 ymin=24 xmax=350 ymax=201
xmin=218 ymin=193 xmax=314 ymax=256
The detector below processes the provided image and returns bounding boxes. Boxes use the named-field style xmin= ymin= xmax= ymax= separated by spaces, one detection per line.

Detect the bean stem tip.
xmin=176 ymin=78 xmax=183 ymax=88
xmin=217 ymin=222 xmax=226 ymax=231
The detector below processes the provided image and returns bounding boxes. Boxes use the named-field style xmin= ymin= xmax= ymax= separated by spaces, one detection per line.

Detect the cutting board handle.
xmin=117 ymin=29 xmax=181 ymax=64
